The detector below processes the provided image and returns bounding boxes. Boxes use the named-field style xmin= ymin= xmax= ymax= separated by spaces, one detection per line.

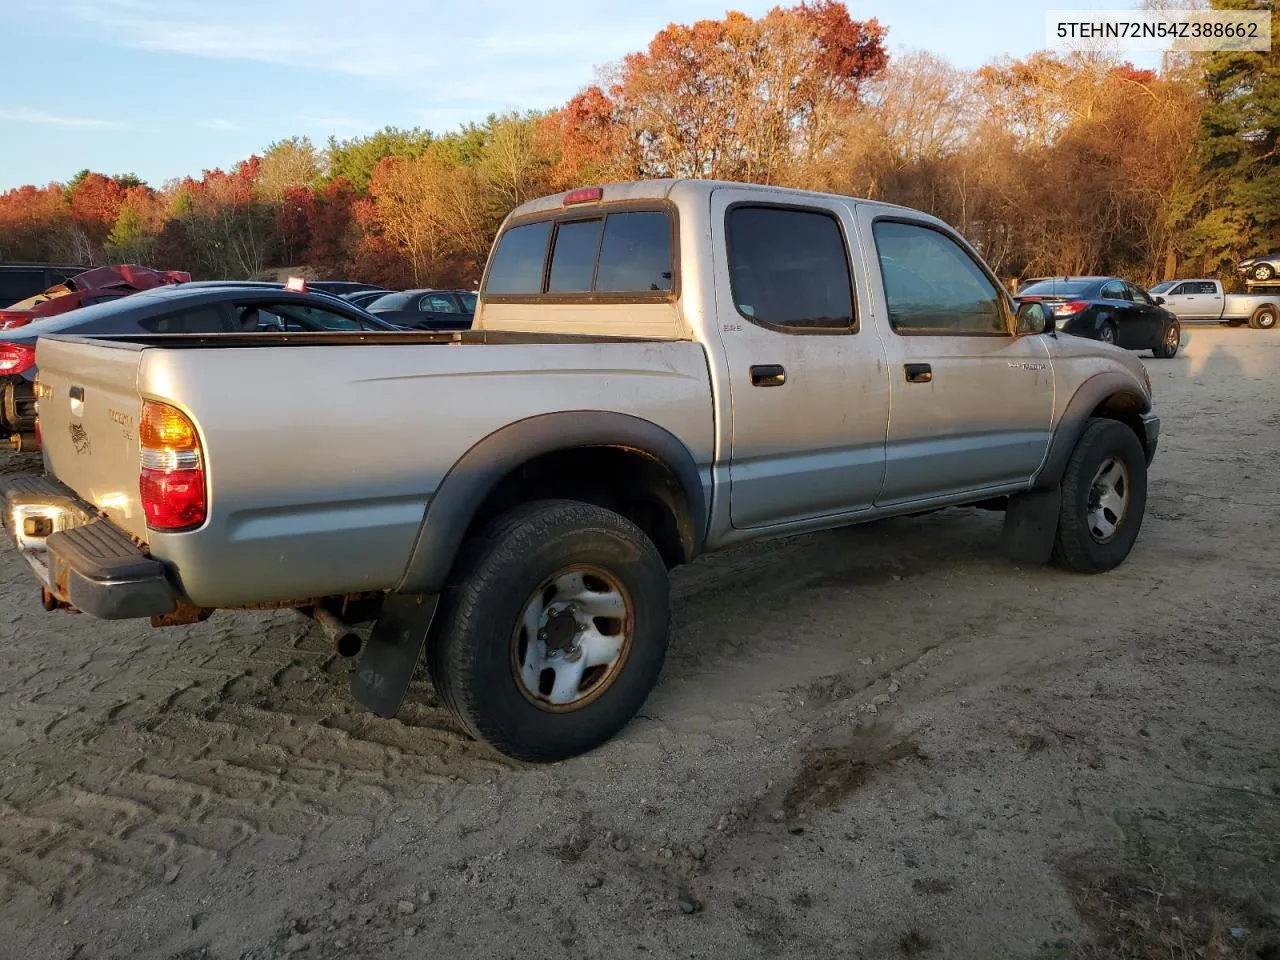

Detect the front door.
xmin=856 ymin=212 xmax=1055 ymax=505
xmin=710 ymin=188 xmax=891 ymax=529
xmin=1161 ymin=281 xmax=1217 ymax=320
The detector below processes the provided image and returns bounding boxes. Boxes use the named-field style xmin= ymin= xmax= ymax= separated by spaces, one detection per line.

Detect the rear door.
xmin=711 ymin=188 xmax=890 ymax=528
xmin=1126 ymin=282 xmax=1165 ymax=345
xmin=858 ymin=212 xmax=1054 ymax=504
xmin=34 ymin=337 xmax=149 ymax=540
xmin=1100 ymin=280 xmax=1140 ymax=346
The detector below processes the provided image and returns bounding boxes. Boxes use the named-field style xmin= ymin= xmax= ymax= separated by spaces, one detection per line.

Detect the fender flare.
xmin=1032 ymin=371 xmax=1151 ymax=492
xmin=396 ymin=411 xmax=708 ymax=594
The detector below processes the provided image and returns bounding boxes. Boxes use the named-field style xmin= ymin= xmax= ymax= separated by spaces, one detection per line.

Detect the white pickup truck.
xmin=1149 ymin=278 xmax=1279 ymax=329
xmin=0 ymin=179 xmax=1160 ymax=761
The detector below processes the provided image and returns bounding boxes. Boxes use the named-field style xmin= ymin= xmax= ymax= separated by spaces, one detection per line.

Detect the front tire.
xmin=1249 ymin=305 xmax=1277 ymax=330
xmin=428 ymin=499 xmax=670 ymax=762
xmin=1052 ymin=419 xmax=1148 ymax=574
xmin=1151 ymin=320 xmax=1180 ymax=358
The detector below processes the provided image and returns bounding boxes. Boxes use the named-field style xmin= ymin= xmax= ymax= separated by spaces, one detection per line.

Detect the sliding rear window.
xmin=483 ymin=208 xmax=674 ymax=299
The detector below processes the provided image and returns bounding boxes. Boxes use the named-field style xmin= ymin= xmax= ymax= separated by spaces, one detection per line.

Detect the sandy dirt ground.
xmin=0 ymin=326 xmax=1277 ymax=960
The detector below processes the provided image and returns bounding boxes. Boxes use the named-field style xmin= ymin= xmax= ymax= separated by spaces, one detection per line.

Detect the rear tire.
xmin=1052 ymin=419 xmax=1148 ymax=574
xmin=1249 ymin=305 xmax=1277 ymax=330
xmin=428 ymin=499 xmax=670 ymax=762
xmin=1253 ymin=264 xmax=1275 ymax=282
xmin=1151 ymin=320 xmax=1180 ymax=358
xmin=1098 ymin=322 xmax=1117 ymax=345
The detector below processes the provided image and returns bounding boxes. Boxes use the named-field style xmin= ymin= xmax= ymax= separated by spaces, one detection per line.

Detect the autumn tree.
xmin=257 ymin=136 xmax=322 ymax=200
xmin=590 ymin=1 xmax=886 ymax=182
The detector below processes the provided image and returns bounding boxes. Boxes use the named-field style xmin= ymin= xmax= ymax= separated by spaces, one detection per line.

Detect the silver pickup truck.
xmin=0 ymin=179 xmax=1160 ymax=762
xmin=1148 ymin=278 xmax=1279 ymax=329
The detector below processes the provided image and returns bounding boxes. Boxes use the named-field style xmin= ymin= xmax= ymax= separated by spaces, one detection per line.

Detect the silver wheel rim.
xmin=1165 ymin=324 xmax=1179 ymax=350
xmin=1256 ymin=266 xmax=1274 ymax=281
xmin=511 ymin=565 xmax=633 ymax=712
xmin=1100 ymin=325 xmax=1115 ymax=344
xmin=1260 ymin=310 xmax=1276 ymax=329
xmin=1087 ymin=456 xmax=1130 ymax=543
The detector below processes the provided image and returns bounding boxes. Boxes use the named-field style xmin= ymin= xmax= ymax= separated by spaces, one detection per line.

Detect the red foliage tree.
xmin=68 ymin=173 xmax=128 ymax=246
xmin=306 ymin=179 xmax=356 ymax=277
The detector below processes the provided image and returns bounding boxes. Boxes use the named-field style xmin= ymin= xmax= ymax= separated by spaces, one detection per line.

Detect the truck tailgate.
xmin=35 ymin=337 xmax=149 ymax=542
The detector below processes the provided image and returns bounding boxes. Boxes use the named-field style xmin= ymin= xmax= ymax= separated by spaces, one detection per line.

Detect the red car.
xmin=0 ymin=264 xmax=190 ymax=330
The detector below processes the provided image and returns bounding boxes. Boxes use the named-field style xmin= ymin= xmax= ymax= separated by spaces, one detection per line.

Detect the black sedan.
xmin=1016 ymin=276 xmax=1181 ymax=358
xmin=0 ymin=284 xmax=405 ymax=450
xmin=365 ymin=289 xmax=476 ymax=331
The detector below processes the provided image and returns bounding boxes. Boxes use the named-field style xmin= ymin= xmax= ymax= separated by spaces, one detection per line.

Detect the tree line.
xmin=0 ymin=0 xmax=1274 ymax=289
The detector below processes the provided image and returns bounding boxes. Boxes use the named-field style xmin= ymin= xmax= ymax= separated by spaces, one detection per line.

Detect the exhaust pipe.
xmin=8 ymin=432 xmax=39 ymax=453
xmin=312 ymin=607 xmax=364 ymax=658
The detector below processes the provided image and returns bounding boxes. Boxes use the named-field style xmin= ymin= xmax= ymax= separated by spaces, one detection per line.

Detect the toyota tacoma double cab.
xmin=0 ymin=179 xmax=1160 ymax=762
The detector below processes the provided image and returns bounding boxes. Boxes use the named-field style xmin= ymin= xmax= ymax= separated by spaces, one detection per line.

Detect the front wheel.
xmin=1052 ymin=419 xmax=1148 ymax=574
xmin=1253 ymin=264 xmax=1276 ymax=282
xmin=1151 ymin=320 xmax=1180 ymax=358
xmin=1249 ymin=305 xmax=1277 ymax=330
xmin=428 ymin=499 xmax=670 ymax=762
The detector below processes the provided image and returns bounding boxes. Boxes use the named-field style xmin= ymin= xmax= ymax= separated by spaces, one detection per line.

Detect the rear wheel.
xmin=428 ymin=499 xmax=670 ymax=762
xmin=1253 ymin=264 xmax=1276 ymax=282
xmin=1151 ymin=320 xmax=1180 ymax=358
xmin=1052 ymin=419 xmax=1148 ymax=574
xmin=1098 ymin=322 xmax=1117 ymax=346
xmin=1249 ymin=305 xmax=1277 ymax=330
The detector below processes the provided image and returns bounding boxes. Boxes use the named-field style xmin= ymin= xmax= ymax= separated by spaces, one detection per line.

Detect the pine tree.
xmin=1188 ymin=0 xmax=1279 ymax=268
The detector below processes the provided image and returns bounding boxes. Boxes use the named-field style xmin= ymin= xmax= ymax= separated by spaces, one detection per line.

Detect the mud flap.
xmin=351 ymin=593 xmax=438 ymax=718
xmin=1001 ymin=486 xmax=1062 ymax=565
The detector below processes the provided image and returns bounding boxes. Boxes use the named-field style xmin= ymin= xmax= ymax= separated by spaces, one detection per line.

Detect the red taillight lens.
xmin=1051 ymin=300 xmax=1089 ymax=317
xmin=138 ymin=400 xmax=206 ymax=531
xmin=140 ymin=467 xmax=206 ymax=530
xmin=0 ymin=342 xmax=36 ymax=374
xmin=0 ymin=314 xmax=33 ymax=331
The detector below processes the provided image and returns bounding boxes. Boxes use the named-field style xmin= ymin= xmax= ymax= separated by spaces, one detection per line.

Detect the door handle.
xmin=750 ymin=364 xmax=786 ymax=387
xmin=904 ymin=363 xmax=932 ymax=383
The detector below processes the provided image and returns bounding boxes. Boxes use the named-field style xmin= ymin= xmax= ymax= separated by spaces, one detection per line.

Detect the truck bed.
xmin=33 ymin=332 xmax=715 ymax=608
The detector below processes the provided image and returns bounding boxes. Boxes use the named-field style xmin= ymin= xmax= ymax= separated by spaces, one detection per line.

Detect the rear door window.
xmin=1101 ymin=281 xmax=1129 ymax=300
xmin=139 ymin=306 xmax=230 ymax=333
xmin=727 ymin=206 xmax=855 ymax=331
xmin=421 ymin=294 xmax=460 ymax=313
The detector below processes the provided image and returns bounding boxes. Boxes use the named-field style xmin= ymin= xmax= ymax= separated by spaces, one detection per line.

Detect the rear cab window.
xmin=483 ymin=208 xmax=674 ymax=300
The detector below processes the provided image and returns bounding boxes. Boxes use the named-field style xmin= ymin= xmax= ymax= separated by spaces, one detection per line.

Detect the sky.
xmin=0 ymin=0 xmax=1158 ymax=190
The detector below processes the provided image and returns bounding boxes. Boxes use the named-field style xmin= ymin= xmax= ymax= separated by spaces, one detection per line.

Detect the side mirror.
xmin=1154 ymin=295 xmax=1166 ymax=305
xmin=1014 ymin=299 xmax=1050 ymax=335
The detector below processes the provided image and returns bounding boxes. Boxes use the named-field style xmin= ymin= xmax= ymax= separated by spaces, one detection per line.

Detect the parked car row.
xmin=1015 ymin=271 xmax=1278 ymax=356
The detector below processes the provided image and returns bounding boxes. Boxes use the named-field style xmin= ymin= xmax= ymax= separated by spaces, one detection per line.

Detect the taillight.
xmin=0 ymin=342 xmax=36 ymax=374
xmin=0 ymin=313 xmax=33 ymax=331
xmin=139 ymin=400 xmax=206 ymax=531
xmin=1051 ymin=300 xmax=1089 ymax=317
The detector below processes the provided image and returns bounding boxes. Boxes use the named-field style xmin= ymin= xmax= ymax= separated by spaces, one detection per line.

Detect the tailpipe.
xmin=9 ymin=432 xmax=39 ymax=453
xmin=312 ymin=607 xmax=364 ymax=658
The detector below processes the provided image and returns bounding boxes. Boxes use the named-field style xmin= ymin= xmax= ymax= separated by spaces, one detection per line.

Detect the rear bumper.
xmin=0 ymin=475 xmax=176 ymax=620
xmin=1141 ymin=412 xmax=1160 ymax=465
